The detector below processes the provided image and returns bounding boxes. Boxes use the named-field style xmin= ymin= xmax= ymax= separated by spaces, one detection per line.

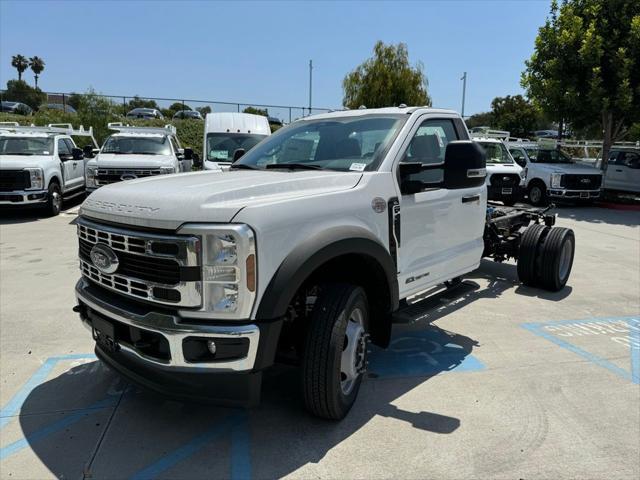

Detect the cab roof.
xmin=302 ymin=106 xmax=458 ymax=121
xmin=205 ymin=112 xmax=271 ymax=136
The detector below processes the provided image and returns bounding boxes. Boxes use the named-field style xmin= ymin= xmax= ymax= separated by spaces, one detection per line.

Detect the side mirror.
xmin=83 ymin=145 xmax=94 ymax=159
xmin=443 ymin=141 xmax=486 ymax=189
xmin=59 ymin=153 xmax=73 ymax=161
xmin=233 ymin=148 xmax=246 ymax=162
xmin=183 ymin=148 xmax=194 ymax=160
xmin=192 ymin=153 xmax=202 ymax=169
xmin=72 ymin=148 xmax=84 ymax=160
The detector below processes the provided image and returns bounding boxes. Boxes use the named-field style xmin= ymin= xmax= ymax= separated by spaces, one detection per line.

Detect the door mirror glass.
xmin=192 ymin=153 xmax=202 ymax=169
xmin=72 ymin=147 xmax=84 ymax=160
xmin=233 ymin=148 xmax=246 ymax=162
xmin=442 ymin=141 xmax=486 ymax=189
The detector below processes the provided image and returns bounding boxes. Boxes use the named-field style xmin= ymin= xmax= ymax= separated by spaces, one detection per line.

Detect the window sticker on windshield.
xmin=210 ymin=150 xmax=229 ymax=160
xmin=43 ymin=151 xmax=49 ymax=155
xmin=349 ymin=163 xmax=366 ymax=172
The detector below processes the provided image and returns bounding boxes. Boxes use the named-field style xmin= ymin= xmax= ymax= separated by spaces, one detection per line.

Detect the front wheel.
xmin=45 ymin=182 xmax=62 ymax=216
xmin=528 ymin=183 xmax=548 ymax=206
xmin=302 ymin=284 xmax=369 ymax=420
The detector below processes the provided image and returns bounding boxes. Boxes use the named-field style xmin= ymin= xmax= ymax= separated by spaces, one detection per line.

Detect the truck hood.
xmin=80 ymin=170 xmax=362 ymax=230
xmin=0 ymin=155 xmax=52 ymax=169
xmin=533 ymin=162 xmax=602 ymax=175
xmin=89 ymin=153 xmax=175 ymax=169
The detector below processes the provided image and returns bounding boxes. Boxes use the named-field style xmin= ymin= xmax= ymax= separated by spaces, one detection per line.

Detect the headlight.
xmin=160 ymin=166 xmax=176 ymax=174
xmin=86 ymin=166 xmax=97 ymax=187
xmin=25 ymin=168 xmax=44 ymax=190
xmin=179 ymin=224 xmax=256 ymax=319
xmin=551 ymin=173 xmax=563 ymax=188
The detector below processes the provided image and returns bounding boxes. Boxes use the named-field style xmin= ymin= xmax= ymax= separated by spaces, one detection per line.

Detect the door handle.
xmin=615 ymin=169 xmax=623 ymax=172
xmin=462 ymin=195 xmax=480 ymax=204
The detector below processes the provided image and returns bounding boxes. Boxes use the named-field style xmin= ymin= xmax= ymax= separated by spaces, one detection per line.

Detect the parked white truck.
xmin=85 ymin=123 xmax=198 ymax=192
xmin=0 ymin=122 xmax=98 ymax=215
xmin=203 ymin=112 xmax=271 ymax=170
xmin=73 ymin=107 xmax=575 ymax=419
xmin=472 ymin=136 xmax=525 ymax=206
xmin=507 ymin=140 xmax=603 ymax=206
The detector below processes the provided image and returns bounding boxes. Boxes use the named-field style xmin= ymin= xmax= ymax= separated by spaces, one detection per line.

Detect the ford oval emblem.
xmin=90 ymin=244 xmax=119 ymax=275
xmin=120 ymin=173 xmax=137 ymax=181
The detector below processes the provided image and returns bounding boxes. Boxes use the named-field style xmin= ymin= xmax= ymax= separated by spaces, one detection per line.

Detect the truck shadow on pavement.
xmin=12 ymin=292 xmax=480 ymax=478
xmin=0 ymin=196 xmax=84 ymax=225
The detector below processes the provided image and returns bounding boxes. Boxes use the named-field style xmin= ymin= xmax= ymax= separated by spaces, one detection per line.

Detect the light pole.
xmin=308 ymin=59 xmax=313 ymax=116
xmin=460 ymin=72 xmax=467 ymax=117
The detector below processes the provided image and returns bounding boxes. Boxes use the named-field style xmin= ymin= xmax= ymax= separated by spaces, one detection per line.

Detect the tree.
xmin=29 ymin=56 xmax=45 ymax=88
xmin=196 ymin=106 xmax=212 ymax=116
xmin=11 ymin=55 xmax=29 ymax=81
xmin=169 ymin=102 xmax=191 ymax=112
xmin=342 ymin=41 xmax=431 ymax=109
xmin=243 ymin=106 xmax=268 ymax=116
xmin=2 ymin=80 xmax=46 ymax=109
xmin=465 ymin=111 xmax=494 ymax=130
xmin=127 ymin=96 xmax=159 ymax=110
xmin=490 ymin=95 xmax=542 ymax=137
xmin=522 ymin=0 xmax=640 ymax=169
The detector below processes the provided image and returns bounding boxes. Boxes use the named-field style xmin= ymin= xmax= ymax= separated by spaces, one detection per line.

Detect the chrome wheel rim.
xmin=340 ymin=307 xmax=366 ymax=395
xmin=52 ymin=191 xmax=61 ymax=211
xmin=530 ymin=187 xmax=542 ymax=204
xmin=558 ymin=240 xmax=572 ymax=280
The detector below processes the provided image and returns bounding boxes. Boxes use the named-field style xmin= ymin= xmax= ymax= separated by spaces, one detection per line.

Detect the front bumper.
xmin=75 ymin=278 xmax=282 ymax=405
xmin=548 ymin=189 xmax=601 ymax=199
xmin=0 ymin=189 xmax=48 ymax=206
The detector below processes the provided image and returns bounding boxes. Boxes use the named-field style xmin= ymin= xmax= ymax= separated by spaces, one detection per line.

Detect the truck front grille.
xmin=95 ymin=168 xmax=162 ymax=186
xmin=0 ymin=170 xmax=30 ymax=191
xmin=489 ymin=173 xmax=520 ymax=187
xmin=561 ymin=174 xmax=602 ymax=190
xmin=77 ymin=218 xmax=201 ymax=307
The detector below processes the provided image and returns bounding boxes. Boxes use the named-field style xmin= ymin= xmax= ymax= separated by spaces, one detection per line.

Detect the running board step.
xmin=392 ymin=281 xmax=479 ymax=324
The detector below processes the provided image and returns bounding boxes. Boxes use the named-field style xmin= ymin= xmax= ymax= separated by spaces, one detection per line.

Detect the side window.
xmin=622 ymin=152 xmax=640 ymax=169
xmin=63 ymin=138 xmax=76 ymax=152
xmin=57 ymin=138 xmax=71 ymax=156
xmin=170 ymin=137 xmax=181 ymax=155
xmin=509 ymin=148 xmax=527 ymax=167
xmin=401 ymin=118 xmax=458 ymax=186
xmin=608 ymin=151 xmax=620 ymax=164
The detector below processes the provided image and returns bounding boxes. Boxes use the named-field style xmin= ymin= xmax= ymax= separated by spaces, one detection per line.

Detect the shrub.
xmin=2 ymin=80 xmax=46 ymax=109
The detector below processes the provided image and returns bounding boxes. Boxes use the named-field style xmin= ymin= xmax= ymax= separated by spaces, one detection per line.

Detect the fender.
xmin=256 ymin=226 xmax=399 ymax=322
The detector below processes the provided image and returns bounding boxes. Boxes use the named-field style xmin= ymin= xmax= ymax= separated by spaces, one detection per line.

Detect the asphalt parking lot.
xmin=1 ymin=203 xmax=638 ymax=480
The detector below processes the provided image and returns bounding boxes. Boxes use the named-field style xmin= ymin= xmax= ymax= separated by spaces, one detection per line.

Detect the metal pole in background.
xmin=460 ymin=72 xmax=467 ymax=118
xmin=308 ymin=59 xmax=313 ymax=116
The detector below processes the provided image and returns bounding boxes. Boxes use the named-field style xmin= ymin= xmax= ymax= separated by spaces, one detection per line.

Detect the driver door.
xmin=58 ymin=138 xmax=81 ymax=191
xmin=396 ymin=117 xmax=486 ymax=298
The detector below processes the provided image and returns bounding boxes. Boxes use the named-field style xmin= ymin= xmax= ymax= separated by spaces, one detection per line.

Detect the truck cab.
xmin=473 ymin=136 xmax=525 ymax=206
xmin=74 ymin=107 xmax=575 ymax=420
xmin=85 ymin=123 xmax=196 ymax=192
xmin=603 ymin=146 xmax=640 ymax=194
xmin=0 ymin=122 xmax=97 ymax=215
xmin=203 ymin=112 xmax=270 ymax=170
xmin=507 ymin=140 xmax=603 ymax=205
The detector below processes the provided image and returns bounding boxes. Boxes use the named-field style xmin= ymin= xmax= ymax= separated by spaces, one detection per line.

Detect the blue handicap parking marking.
xmin=522 ymin=316 xmax=640 ymax=384
xmin=369 ymin=329 xmax=485 ymax=378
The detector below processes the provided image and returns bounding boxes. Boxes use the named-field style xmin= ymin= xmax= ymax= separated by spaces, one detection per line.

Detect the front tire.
xmin=302 ymin=284 xmax=369 ymax=420
xmin=528 ymin=182 xmax=548 ymax=206
xmin=45 ymin=182 xmax=62 ymax=216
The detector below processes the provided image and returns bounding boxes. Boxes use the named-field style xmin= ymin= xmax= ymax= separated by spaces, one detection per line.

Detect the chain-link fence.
xmin=39 ymin=92 xmax=333 ymax=124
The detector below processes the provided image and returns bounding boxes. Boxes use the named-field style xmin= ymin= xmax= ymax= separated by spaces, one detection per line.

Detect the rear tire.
xmin=45 ymin=182 xmax=62 ymax=216
xmin=517 ymin=224 xmax=548 ymax=287
xmin=538 ymin=227 xmax=575 ymax=291
xmin=302 ymin=284 xmax=369 ymax=420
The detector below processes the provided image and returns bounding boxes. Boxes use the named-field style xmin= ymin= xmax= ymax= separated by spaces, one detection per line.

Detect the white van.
xmin=203 ymin=112 xmax=270 ymax=170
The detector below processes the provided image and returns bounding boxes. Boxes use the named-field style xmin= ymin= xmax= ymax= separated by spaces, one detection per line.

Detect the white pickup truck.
xmin=73 ymin=107 xmax=576 ymax=419
xmin=85 ymin=123 xmax=199 ymax=192
xmin=506 ymin=141 xmax=603 ymax=206
xmin=0 ymin=122 xmax=98 ymax=215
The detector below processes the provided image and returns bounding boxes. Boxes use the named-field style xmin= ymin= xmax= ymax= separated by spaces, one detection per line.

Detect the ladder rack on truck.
xmin=0 ymin=122 xmax=99 ymax=148
xmin=107 ymin=122 xmax=177 ymax=136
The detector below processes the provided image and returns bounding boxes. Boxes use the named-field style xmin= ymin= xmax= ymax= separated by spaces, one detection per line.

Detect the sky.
xmin=0 ymin=0 xmax=551 ymax=119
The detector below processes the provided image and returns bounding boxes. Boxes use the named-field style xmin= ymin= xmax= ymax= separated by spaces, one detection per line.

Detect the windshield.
xmin=0 ymin=136 xmax=53 ymax=156
xmin=101 ymin=135 xmax=171 ymax=155
xmin=234 ymin=114 xmax=407 ymax=171
xmin=206 ymin=133 xmax=267 ymax=162
xmin=525 ymin=147 xmax=574 ymax=164
xmin=478 ymin=141 xmax=513 ymax=164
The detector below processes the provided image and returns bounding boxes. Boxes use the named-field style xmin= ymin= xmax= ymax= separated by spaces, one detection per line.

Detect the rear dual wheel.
xmin=517 ymin=225 xmax=575 ymax=291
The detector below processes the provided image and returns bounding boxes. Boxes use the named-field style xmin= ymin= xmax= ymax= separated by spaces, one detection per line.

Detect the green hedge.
xmin=0 ymin=112 xmax=204 ymax=157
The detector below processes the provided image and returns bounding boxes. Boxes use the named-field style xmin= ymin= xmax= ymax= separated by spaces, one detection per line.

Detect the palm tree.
xmin=11 ymin=55 xmax=29 ymax=81
xmin=29 ymin=56 xmax=45 ymax=88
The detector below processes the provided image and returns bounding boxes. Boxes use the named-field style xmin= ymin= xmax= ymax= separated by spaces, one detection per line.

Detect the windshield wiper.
xmin=229 ymin=163 xmax=261 ymax=170
xmin=265 ymin=163 xmax=324 ymax=170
